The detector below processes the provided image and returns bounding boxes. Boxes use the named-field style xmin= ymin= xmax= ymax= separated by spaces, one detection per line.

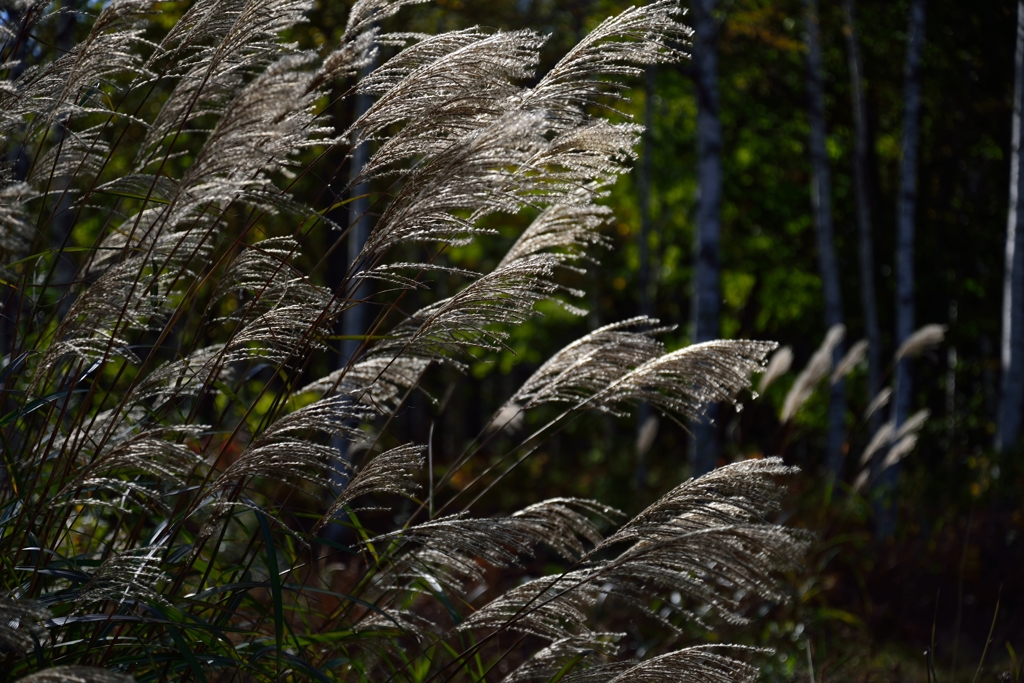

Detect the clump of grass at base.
xmin=0 ymin=1 xmax=805 ymax=680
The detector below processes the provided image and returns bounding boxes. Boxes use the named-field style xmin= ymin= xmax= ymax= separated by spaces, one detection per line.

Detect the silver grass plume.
xmin=347 ymin=608 xmax=436 ymax=646
xmin=463 ymin=460 xmax=803 ymax=679
xmin=490 ymin=402 xmax=526 ymax=434
xmin=498 ymin=199 xmax=613 ymax=269
xmin=26 ymin=126 xmax=111 ymax=188
xmin=216 ymin=237 xmax=339 ymax=325
xmin=217 ymin=394 xmax=376 ymax=489
xmin=172 ymin=52 xmax=333 ymax=208
xmin=74 ymin=546 xmax=168 ymax=609
xmin=132 ymin=344 xmax=234 ymax=403
xmin=831 ymin=338 xmax=868 ymax=385
xmin=311 ymin=27 xmax=378 ymax=89
xmin=115 ymin=50 xmax=332 ymax=264
xmin=209 ymin=238 xmax=346 ymax=365
xmin=344 ymin=0 xmax=431 ymax=36
xmin=858 ymin=421 xmax=895 ymax=467
xmin=371 ymin=499 xmax=615 ymax=593
xmin=312 ymin=0 xmax=433 ymax=91
xmin=15 ymin=668 xmax=134 ymax=683
xmin=302 ymin=353 xmax=433 ymax=412
xmin=353 ymin=29 xmax=546 ymax=178
xmin=53 ymin=427 xmax=206 ymax=511
xmin=356 ymin=111 xmax=552 ymax=260
xmin=864 ymin=386 xmax=891 ymax=421
xmin=350 ymin=1 xmax=692 ymax=266
xmin=858 ymin=408 xmax=928 ymax=469
xmin=852 ymin=468 xmax=870 ymax=493
xmin=600 ymin=457 xmax=796 ymax=547
xmin=358 ymin=261 xmax=480 ymax=291
xmin=459 ymin=569 xmax=613 ymax=644
xmin=894 ymin=323 xmax=946 ymax=361
xmin=218 ymin=301 xmax=336 ymax=365
xmin=518 ymin=120 xmax=643 ymax=195
xmin=590 ymin=645 xmax=760 ymax=683
xmin=495 ymin=195 xmax=616 ymax=314
xmin=855 ymin=409 xmax=927 ymax=488
xmin=138 ymin=0 xmax=314 ymax=167
xmin=590 ymin=457 xmax=807 ymax=626
xmin=0 ymin=178 xmax=33 ymax=260
xmin=510 ymin=498 xmax=620 ymax=559
xmin=504 ymin=636 xmax=624 ymax=683
xmin=517 ymin=0 xmax=691 ymax=130
xmin=84 ymin=208 xmax=216 ymax=275
xmin=0 ymin=596 xmax=50 ymax=654
xmin=0 ymin=0 xmax=149 ymax=139
xmin=780 ymin=323 xmax=845 ymax=422
xmin=757 ymin=345 xmax=793 ymax=394
xmin=374 ymin=498 xmax=611 ymax=567
xmin=506 ymin=317 xmax=669 ymax=411
xmin=880 ymin=433 xmax=919 ymax=471
xmin=390 ymin=252 xmax=571 ymax=357
xmin=317 ymin=444 xmax=425 ymax=530
xmin=878 ymin=409 xmax=929 ymax=472
xmin=636 ymin=414 xmax=660 ymax=456
xmin=368 ymin=196 xmax=625 ymax=374
xmin=589 ymin=340 xmax=777 ymax=421
xmin=895 ymin=407 xmax=929 ymax=441
xmin=30 ymin=231 xmax=210 ymax=391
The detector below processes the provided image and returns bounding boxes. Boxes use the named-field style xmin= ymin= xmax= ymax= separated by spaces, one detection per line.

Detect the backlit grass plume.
xmin=0 ymin=0 xmax=803 ymax=680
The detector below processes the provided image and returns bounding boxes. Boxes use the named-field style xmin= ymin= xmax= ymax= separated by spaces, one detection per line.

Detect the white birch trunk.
xmin=328 ymin=69 xmax=375 ymax=516
xmin=878 ymin=0 xmax=926 ymax=536
xmin=342 ymin=87 xmax=374 ymax=368
xmin=804 ymin=0 xmax=847 ymax=478
xmin=998 ymin=0 xmax=1024 ymax=454
xmin=690 ymin=0 xmax=721 ymax=476
xmin=843 ymin=0 xmax=883 ymax=436
xmin=636 ymin=65 xmax=656 ymax=489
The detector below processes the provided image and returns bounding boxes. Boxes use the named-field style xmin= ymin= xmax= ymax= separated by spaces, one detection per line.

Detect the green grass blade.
xmin=547 ymin=652 xmax=589 ymax=683
xmin=254 ymin=510 xmax=284 ymax=677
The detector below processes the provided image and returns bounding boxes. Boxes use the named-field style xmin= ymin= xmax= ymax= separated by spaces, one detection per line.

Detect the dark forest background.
xmin=16 ymin=0 xmax=1024 ymax=679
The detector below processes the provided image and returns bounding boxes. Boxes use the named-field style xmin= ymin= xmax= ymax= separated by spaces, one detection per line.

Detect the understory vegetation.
xmin=0 ymin=0 xmax=809 ymax=680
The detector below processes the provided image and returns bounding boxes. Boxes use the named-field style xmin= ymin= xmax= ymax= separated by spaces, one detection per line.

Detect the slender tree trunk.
xmin=635 ymin=65 xmax=656 ymax=489
xmin=804 ymin=0 xmax=847 ymax=478
xmin=878 ymin=0 xmax=926 ymax=536
xmin=690 ymin=0 xmax=721 ymax=476
xmin=998 ymin=0 xmax=1024 ymax=454
xmin=843 ymin=0 xmax=883 ymax=435
xmin=893 ymin=0 xmax=926 ymax=439
xmin=50 ymin=2 xmax=80 ymax=318
xmin=342 ymin=91 xmax=373 ymax=369
xmin=638 ymin=65 xmax=655 ymax=323
xmin=326 ymin=69 xmax=374 ymax=535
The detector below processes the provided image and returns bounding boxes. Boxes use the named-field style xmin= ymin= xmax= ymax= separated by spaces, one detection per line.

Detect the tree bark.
xmin=50 ymin=1 xmax=80 ymax=319
xmin=690 ymin=0 xmax=721 ymax=476
xmin=342 ymin=88 xmax=373 ymax=369
xmin=998 ymin=0 xmax=1024 ymax=454
xmin=635 ymin=65 xmax=656 ymax=489
xmin=804 ymin=0 xmax=847 ymax=478
xmin=327 ymin=69 xmax=375 ymax=529
xmin=638 ymin=65 xmax=656 ymax=323
xmin=878 ymin=0 xmax=926 ymax=536
xmin=843 ymin=0 xmax=883 ymax=436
